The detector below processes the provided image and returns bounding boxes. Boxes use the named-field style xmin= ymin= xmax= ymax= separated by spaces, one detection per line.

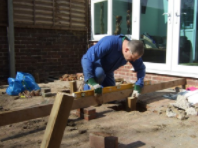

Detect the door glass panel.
xmin=94 ymin=1 xmax=108 ymax=35
xmin=112 ymin=0 xmax=132 ymax=35
xmin=140 ymin=0 xmax=168 ymax=63
xmin=179 ymin=0 xmax=198 ymax=66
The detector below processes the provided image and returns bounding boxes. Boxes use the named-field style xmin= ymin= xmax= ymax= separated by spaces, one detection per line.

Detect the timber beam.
xmin=0 ymin=78 xmax=186 ymax=127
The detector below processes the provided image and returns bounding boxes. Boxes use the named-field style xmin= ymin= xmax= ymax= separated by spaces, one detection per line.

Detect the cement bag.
xmin=15 ymin=72 xmax=40 ymax=91
xmin=6 ymin=78 xmax=24 ymax=95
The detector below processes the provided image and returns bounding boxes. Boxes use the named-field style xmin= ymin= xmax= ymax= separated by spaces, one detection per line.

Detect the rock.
xmin=186 ymin=107 xmax=197 ymax=115
xmin=166 ymin=108 xmax=176 ymax=118
xmin=172 ymin=95 xmax=191 ymax=110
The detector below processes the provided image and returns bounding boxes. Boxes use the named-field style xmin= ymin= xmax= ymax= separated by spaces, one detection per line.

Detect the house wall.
xmin=0 ymin=27 xmax=87 ymax=84
xmin=0 ymin=27 xmax=9 ymax=84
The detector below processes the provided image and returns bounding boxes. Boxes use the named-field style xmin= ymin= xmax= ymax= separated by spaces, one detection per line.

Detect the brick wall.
xmin=0 ymin=27 xmax=9 ymax=85
xmin=114 ymin=63 xmax=198 ymax=87
xmin=0 ymin=27 xmax=87 ymax=84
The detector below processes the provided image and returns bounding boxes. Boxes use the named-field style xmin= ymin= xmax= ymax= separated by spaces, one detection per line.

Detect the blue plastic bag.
xmin=6 ymin=78 xmax=24 ymax=95
xmin=15 ymin=72 xmax=40 ymax=91
xmin=6 ymin=72 xmax=40 ymax=96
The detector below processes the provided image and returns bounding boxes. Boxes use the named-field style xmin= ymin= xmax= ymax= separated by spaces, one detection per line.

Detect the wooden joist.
xmin=40 ymin=93 xmax=74 ymax=148
xmin=0 ymin=78 xmax=186 ymax=127
xmin=0 ymin=104 xmax=52 ymax=126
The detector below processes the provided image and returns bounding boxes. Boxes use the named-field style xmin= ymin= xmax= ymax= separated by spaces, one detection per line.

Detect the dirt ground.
xmin=0 ymin=80 xmax=198 ymax=148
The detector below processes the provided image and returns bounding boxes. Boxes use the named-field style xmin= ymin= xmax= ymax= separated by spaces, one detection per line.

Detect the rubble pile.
xmin=59 ymin=73 xmax=84 ymax=81
xmin=166 ymin=94 xmax=198 ymax=120
xmin=18 ymin=90 xmax=41 ymax=98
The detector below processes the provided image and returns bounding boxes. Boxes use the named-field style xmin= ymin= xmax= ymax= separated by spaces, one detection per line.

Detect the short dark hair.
xmin=128 ymin=40 xmax=144 ymax=56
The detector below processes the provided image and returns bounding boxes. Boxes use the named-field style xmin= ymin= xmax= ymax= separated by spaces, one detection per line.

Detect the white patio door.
xmin=172 ymin=0 xmax=198 ymax=78
xmin=138 ymin=0 xmax=174 ymax=73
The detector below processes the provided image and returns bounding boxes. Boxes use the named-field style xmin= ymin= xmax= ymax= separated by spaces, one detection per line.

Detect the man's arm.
xmin=130 ymin=58 xmax=146 ymax=88
xmin=82 ymin=36 xmax=112 ymax=82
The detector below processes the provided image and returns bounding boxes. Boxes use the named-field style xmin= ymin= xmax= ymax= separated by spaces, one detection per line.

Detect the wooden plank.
xmin=40 ymin=93 xmax=74 ymax=148
xmin=70 ymin=81 xmax=78 ymax=93
xmin=0 ymin=79 xmax=186 ymax=126
xmin=0 ymin=104 xmax=53 ymax=126
xmin=126 ymin=97 xmax=137 ymax=111
xmin=14 ymin=24 xmax=86 ymax=31
xmin=141 ymin=78 xmax=186 ymax=94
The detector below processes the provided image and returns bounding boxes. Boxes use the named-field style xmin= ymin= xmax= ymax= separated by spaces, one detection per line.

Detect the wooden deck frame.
xmin=0 ymin=78 xmax=186 ymax=127
xmin=0 ymin=78 xmax=186 ymax=147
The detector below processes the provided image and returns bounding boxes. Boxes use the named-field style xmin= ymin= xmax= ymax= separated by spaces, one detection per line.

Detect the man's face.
xmin=124 ymin=48 xmax=141 ymax=62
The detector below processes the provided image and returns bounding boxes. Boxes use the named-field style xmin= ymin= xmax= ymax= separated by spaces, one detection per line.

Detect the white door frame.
xmin=142 ymin=0 xmax=174 ymax=72
xmin=171 ymin=0 xmax=198 ymax=77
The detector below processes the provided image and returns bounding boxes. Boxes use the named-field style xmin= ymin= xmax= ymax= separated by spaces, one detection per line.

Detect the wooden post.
xmin=70 ymin=81 xmax=78 ymax=93
xmin=126 ymin=97 xmax=137 ymax=111
xmin=40 ymin=93 xmax=74 ymax=148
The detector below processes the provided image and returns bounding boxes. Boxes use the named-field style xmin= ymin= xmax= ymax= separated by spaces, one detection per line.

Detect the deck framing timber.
xmin=0 ymin=78 xmax=186 ymax=127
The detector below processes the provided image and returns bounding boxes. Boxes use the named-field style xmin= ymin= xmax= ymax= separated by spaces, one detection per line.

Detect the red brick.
xmin=84 ymin=107 xmax=96 ymax=116
xmin=76 ymin=108 xmax=84 ymax=118
xmin=89 ymin=132 xmax=118 ymax=148
xmin=84 ymin=114 xmax=97 ymax=121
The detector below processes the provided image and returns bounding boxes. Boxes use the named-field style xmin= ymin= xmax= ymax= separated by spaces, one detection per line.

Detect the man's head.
xmin=123 ymin=40 xmax=144 ymax=62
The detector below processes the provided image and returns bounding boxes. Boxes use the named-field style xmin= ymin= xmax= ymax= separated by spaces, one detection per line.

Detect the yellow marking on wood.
xmin=74 ymin=80 xmax=151 ymax=99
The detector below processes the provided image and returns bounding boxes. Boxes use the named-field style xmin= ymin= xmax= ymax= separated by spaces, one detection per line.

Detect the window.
xmin=140 ymin=0 xmax=168 ymax=64
xmin=91 ymin=0 xmax=133 ymax=40
xmin=91 ymin=0 xmax=198 ymax=78
xmin=94 ymin=1 xmax=108 ymax=35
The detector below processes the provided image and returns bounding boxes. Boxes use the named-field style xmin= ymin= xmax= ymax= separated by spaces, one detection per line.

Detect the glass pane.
xmin=179 ymin=0 xmax=198 ymax=66
xmin=112 ymin=0 xmax=132 ymax=35
xmin=94 ymin=1 xmax=108 ymax=35
xmin=140 ymin=0 xmax=168 ymax=63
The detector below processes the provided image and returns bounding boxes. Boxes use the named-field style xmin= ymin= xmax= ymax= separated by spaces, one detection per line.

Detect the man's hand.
xmin=132 ymin=90 xmax=139 ymax=98
xmin=92 ymin=84 xmax=102 ymax=94
xmin=132 ymin=84 xmax=141 ymax=98
xmin=88 ymin=78 xmax=102 ymax=95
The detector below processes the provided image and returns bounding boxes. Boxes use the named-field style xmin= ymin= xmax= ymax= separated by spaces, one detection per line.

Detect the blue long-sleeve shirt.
xmin=82 ymin=34 xmax=146 ymax=87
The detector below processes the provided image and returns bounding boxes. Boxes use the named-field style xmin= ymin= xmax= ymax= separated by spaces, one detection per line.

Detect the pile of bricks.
xmin=76 ymin=107 xmax=97 ymax=121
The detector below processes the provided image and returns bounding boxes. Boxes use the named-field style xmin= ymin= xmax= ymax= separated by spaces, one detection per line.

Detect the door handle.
xmin=162 ymin=13 xmax=171 ymax=17
xmin=163 ymin=13 xmax=171 ymax=24
xmin=175 ymin=12 xmax=187 ymax=17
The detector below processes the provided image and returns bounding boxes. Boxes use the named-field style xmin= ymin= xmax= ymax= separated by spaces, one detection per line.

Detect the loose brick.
xmin=89 ymin=132 xmax=118 ymax=148
xmin=84 ymin=114 xmax=97 ymax=121
xmin=84 ymin=107 xmax=96 ymax=116
xmin=41 ymin=88 xmax=51 ymax=93
xmin=76 ymin=108 xmax=84 ymax=118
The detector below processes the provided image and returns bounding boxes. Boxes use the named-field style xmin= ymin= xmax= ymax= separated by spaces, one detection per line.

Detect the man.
xmin=81 ymin=34 xmax=145 ymax=97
